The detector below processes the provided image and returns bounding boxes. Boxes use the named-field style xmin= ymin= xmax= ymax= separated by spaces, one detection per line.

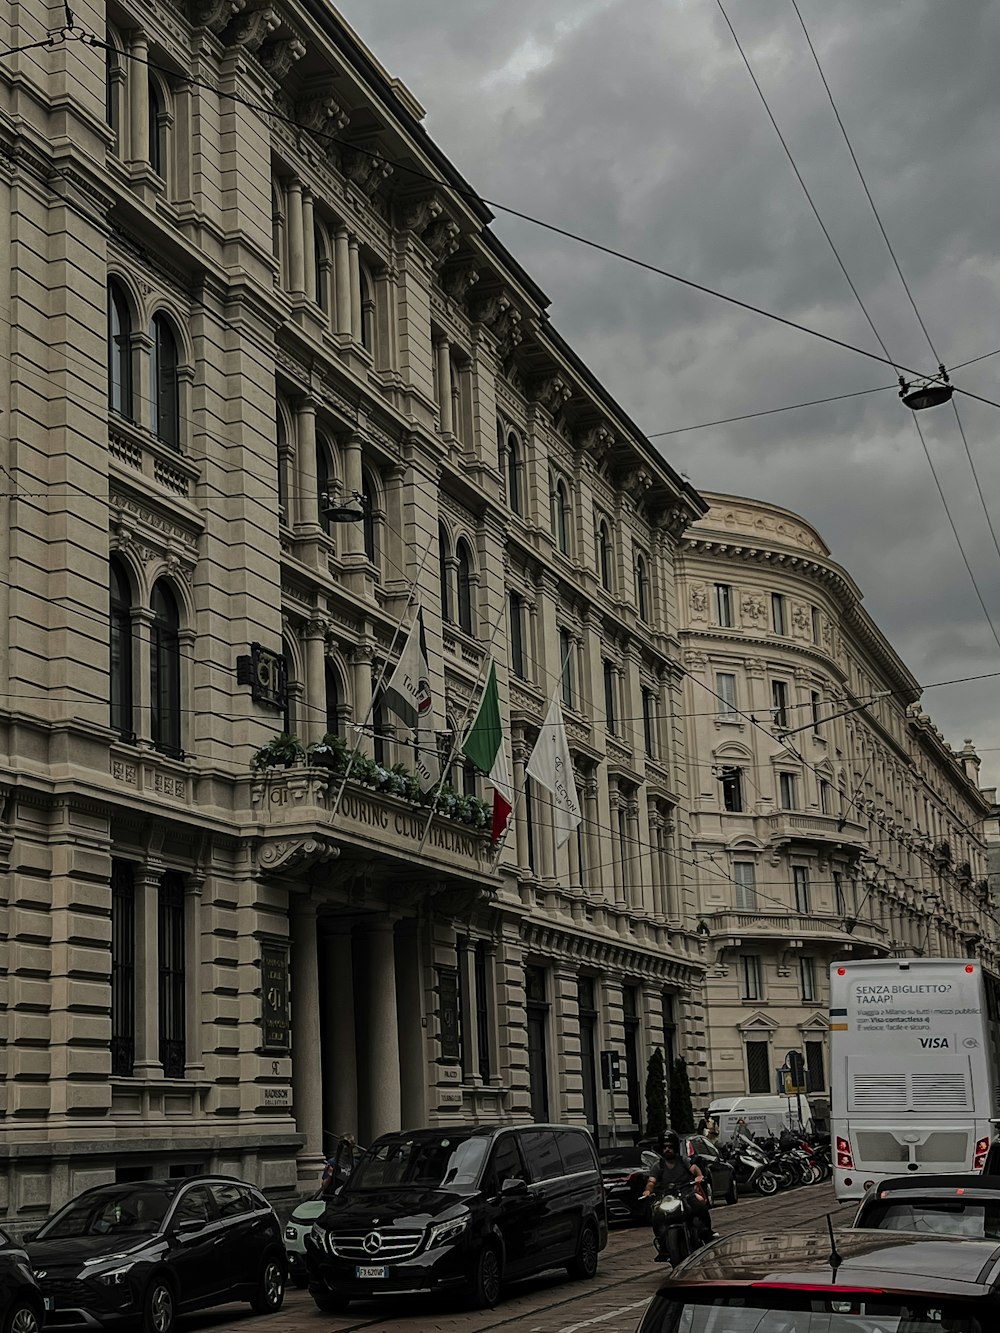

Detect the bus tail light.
xmin=974 ymin=1137 xmax=990 ymax=1171
xmin=836 ymin=1136 xmax=854 ymax=1169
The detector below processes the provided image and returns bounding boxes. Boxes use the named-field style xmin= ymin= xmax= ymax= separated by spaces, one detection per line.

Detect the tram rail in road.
xmin=181 ymin=1184 xmax=850 ymax=1333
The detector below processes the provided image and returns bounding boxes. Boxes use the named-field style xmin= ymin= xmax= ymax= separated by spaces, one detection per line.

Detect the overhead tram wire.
xmin=25 ymin=26 xmax=1000 ymax=412
xmin=646 ymin=382 xmax=896 ymax=438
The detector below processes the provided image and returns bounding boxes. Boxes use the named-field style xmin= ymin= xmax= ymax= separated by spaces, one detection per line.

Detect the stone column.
xmin=341 ymin=432 xmax=364 ymax=558
xmin=365 ymin=919 xmax=401 ymax=1139
xmin=290 ymin=896 xmax=324 ymax=1180
xmin=133 ymin=866 xmax=163 ymax=1078
xmin=649 ymin=809 xmax=664 ymax=917
xmin=286 ymin=180 xmax=305 ymax=297
xmin=349 ymin=236 xmax=362 ymax=341
xmin=295 ymin=396 xmax=319 ymax=530
xmin=351 ymin=645 xmax=374 ymax=757
xmin=334 ymin=226 xmax=352 ymax=335
xmin=323 ymin=924 xmax=358 ymax=1139
xmin=585 ymin=776 xmax=603 ymax=896
xmin=304 ymin=618 xmax=327 ymax=745
xmin=128 ymin=33 xmax=149 ymax=165
xmin=434 ymin=337 xmax=453 ymax=436
xmin=184 ymin=873 xmax=205 ymax=1078
xmin=302 ymin=190 xmax=316 ymax=303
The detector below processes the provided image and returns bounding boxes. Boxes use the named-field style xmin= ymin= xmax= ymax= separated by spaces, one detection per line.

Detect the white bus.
xmin=830 ymin=957 xmax=1000 ymax=1200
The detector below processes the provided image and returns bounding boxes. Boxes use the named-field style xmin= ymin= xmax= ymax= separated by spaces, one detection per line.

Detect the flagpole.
xmin=327 ymin=538 xmax=436 ymax=825
xmin=490 ymin=639 xmax=576 ymax=870
xmin=414 ymin=595 xmax=510 ymax=858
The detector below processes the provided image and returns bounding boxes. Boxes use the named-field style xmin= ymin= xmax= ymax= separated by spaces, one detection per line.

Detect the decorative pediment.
xmin=738 ymin=1010 xmax=779 ymax=1033
xmin=797 ymin=1011 xmax=830 ymax=1032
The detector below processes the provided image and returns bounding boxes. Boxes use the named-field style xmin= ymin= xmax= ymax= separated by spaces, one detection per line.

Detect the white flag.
xmin=526 ymin=695 xmax=581 ymax=849
xmin=383 ymin=608 xmax=441 ymax=792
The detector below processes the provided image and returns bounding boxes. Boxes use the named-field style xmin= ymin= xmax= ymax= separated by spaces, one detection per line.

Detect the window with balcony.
xmin=108 ymin=279 xmax=133 ymax=419
xmin=603 ymin=659 xmax=616 ymax=734
xmin=779 ymin=771 xmax=798 ymax=810
xmin=734 ymin=861 xmax=757 ymax=911
xmin=741 ymin=955 xmax=762 ymax=1001
xmin=746 ymin=1039 xmax=771 ymax=1093
xmin=157 ymin=872 xmax=186 ymax=1079
xmin=721 ymin=766 xmax=744 ymax=813
xmin=820 ymin=779 xmax=833 ymax=815
xmin=509 ymin=591 xmax=526 ymax=679
xmin=771 ymin=592 xmax=786 ymax=636
xmin=150 ymin=580 xmax=182 ymax=758
xmin=714 ymin=583 xmax=733 ymax=627
xmin=793 ymin=865 xmax=810 ymax=914
xmin=559 ymin=629 xmax=574 ymax=708
xmin=716 ymin=672 xmax=738 ymax=719
xmin=800 ymin=956 xmax=817 ymax=1002
xmin=771 ymin=679 xmax=789 ymax=729
xmin=150 ymin=313 xmax=180 ymax=449
xmin=456 ymin=539 xmax=474 ymax=634
xmin=109 ymin=557 xmax=134 ymax=741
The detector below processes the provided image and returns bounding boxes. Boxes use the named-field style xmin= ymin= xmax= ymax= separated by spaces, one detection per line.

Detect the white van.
xmin=709 ymin=1094 xmax=814 ymax=1141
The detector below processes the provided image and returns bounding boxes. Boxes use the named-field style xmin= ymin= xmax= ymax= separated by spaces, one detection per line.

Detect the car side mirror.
xmin=500 ymin=1177 xmax=528 ymax=1196
xmin=173 ymin=1218 xmax=205 ymax=1235
xmin=21 ymin=1231 xmax=38 ymax=1245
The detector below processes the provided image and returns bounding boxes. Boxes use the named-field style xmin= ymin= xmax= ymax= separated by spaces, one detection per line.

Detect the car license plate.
xmin=355 ymin=1264 xmax=389 ymax=1279
xmin=44 ymin=1299 xmax=55 ymax=1312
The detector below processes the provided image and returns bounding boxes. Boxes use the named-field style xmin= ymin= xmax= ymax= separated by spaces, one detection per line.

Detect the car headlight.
xmin=426 ymin=1216 xmax=468 ymax=1249
xmin=92 ymin=1264 xmax=136 ymax=1286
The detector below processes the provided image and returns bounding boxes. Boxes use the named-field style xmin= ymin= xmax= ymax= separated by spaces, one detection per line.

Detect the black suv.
xmin=306 ymin=1123 xmax=607 ymax=1312
xmin=26 ymin=1177 xmax=285 ymax=1332
xmin=0 ymin=1228 xmax=44 ymax=1333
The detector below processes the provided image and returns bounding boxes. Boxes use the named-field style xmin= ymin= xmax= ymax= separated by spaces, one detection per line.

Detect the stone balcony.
xmin=247 ymin=766 xmax=499 ymax=893
xmin=765 ymin=810 xmax=868 ymax=854
xmin=707 ymin=907 xmax=888 ymax=952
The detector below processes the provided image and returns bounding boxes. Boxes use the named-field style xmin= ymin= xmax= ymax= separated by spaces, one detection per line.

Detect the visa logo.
xmin=919 ymin=1037 xmax=950 ymax=1049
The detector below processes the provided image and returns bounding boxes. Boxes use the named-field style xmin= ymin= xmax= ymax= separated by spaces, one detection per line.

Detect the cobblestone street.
xmin=182 ymin=1185 xmax=852 ymax=1333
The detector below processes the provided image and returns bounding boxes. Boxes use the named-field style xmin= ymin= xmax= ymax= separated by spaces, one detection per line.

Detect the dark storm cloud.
xmin=336 ymin=0 xmax=1000 ymax=777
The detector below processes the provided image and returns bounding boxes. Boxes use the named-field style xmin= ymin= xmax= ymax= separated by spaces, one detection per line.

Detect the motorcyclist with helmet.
xmin=640 ymin=1130 xmax=717 ymax=1260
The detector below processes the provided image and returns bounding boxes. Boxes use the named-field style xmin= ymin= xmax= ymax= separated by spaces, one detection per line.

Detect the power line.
xmin=645 ymin=382 xmax=895 ymax=438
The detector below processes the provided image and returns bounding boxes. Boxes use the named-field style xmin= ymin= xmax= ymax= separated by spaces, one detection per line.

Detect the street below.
xmin=183 ymin=1184 xmax=852 ymax=1333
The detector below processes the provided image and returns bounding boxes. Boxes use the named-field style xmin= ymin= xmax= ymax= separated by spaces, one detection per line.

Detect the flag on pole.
xmin=383 ymin=607 xmax=441 ymax=792
xmin=462 ymin=659 xmax=513 ymax=841
xmin=526 ymin=694 xmax=581 ymax=849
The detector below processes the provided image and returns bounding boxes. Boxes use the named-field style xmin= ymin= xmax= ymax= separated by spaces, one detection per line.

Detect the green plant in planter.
xmin=250 ymin=733 xmax=307 ymax=771
xmin=308 ymin=733 xmax=350 ymax=771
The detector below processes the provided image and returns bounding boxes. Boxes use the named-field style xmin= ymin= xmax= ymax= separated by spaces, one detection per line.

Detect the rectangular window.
xmin=811 ymin=690 xmax=821 ymax=733
xmin=771 ymin=592 xmax=786 ymax=636
xmin=806 ymin=1039 xmax=826 ymax=1092
xmin=157 ymin=872 xmax=186 ymax=1079
xmin=559 ymin=628 xmax=574 ymax=708
xmin=525 ymin=966 xmax=550 ymax=1122
xmin=523 ymin=776 xmax=535 ymax=872
xmin=741 ymin=954 xmax=762 ymax=1001
xmin=111 ymin=860 xmax=135 ymax=1078
xmin=714 ymin=583 xmax=733 ymax=627
xmin=811 ymin=606 xmax=821 ymax=644
xmin=833 ymin=871 xmax=845 ymax=916
xmin=746 ymin=1040 xmax=771 ymax=1094
xmin=474 ymin=941 xmax=492 ymax=1084
xmin=734 ymin=861 xmax=757 ymax=911
xmin=771 ymin=679 xmax=789 ymax=729
xmin=721 ymin=766 xmax=744 ymax=813
xmin=509 ymin=592 xmax=526 ymax=680
xmin=642 ymin=689 xmax=656 ymax=758
xmin=800 ymin=955 xmax=817 ymax=1002
xmin=820 ymin=779 xmax=832 ymax=814
xmin=779 ymin=771 xmax=798 ymax=810
xmin=716 ymin=672 xmax=737 ymax=719
xmin=793 ymin=865 xmax=810 ymax=915
xmin=603 ymin=660 xmax=616 ymax=734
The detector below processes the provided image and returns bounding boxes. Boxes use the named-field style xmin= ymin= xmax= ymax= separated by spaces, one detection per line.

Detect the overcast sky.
xmin=337 ymin=0 xmax=1000 ymax=787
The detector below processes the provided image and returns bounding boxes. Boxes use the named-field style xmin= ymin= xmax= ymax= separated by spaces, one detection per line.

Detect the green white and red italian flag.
xmin=462 ymin=659 xmax=513 ymax=842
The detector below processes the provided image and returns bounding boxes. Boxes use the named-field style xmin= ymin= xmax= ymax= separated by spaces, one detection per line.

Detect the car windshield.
xmin=37 ymin=1188 xmax=171 ymax=1240
xmin=647 ymin=1295 xmax=982 ymax=1333
xmin=862 ymin=1198 xmax=1000 ymax=1240
xmin=349 ymin=1136 xmax=490 ymax=1190
xmin=600 ymin=1150 xmax=641 ymax=1169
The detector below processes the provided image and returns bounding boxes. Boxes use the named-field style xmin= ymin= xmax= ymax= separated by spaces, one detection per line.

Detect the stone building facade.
xmin=676 ymin=494 xmax=996 ymax=1111
xmin=0 ymin=0 xmax=710 ymax=1223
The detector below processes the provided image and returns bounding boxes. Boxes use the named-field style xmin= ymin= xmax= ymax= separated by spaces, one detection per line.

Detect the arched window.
xmin=150 ymin=313 xmax=179 ymax=449
xmin=636 ymin=554 xmax=649 ymax=622
xmin=438 ymin=523 xmax=452 ymax=623
xmin=361 ymin=469 xmax=377 ymax=564
xmin=598 ymin=519 xmax=613 ymax=591
xmin=108 ymin=280 xmax=133 ymax=418
xmin=553 ymin=477 xmax=571 ymax=554
xmin=150 ymin=581 xmax=181 ymax=757
xmin=276 ymin=407 xmax=290 ymax=524
xmin=456 ymin=540 xmax=474 ymax=635
xmin=507 ymin=432 xmax=522 ymax=515
xmin=317 ymin=438 xmax=334 ymax=535
xmin=359 ymin=267 xmax=374 ymax=352
xmin=271 ymin=183 xmax=284 ymax=273
xmin=109 ymin=557 xmax=133 ymax=739
xmin=282 ymin=635 xmax=296 ymax=736
xmin=148 ymin=77 xmax=164 ymax=176
xmin=325 ymin=661 xmax=342 ymax=736
xmin=105 ymin=30 xmax=123 ymax=141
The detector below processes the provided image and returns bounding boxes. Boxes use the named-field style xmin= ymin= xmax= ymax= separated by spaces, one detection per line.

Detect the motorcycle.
xmin=720 ymin=1137 xmax=780 ymax=1196
xmin=640 ymin=1151 xmax=705 ymax=1266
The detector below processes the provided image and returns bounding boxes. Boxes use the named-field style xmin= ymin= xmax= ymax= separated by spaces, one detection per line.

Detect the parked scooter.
xmin=640 ymin=1151 xmax=705 ymax=1265
xmin=719 ymin=1136 xmax=779 ymax=1196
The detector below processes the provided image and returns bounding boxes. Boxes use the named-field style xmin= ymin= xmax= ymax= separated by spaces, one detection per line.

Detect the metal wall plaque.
xmin=437 ymin=968 xmax=460 ymax=1063
xmin=236 ymin=644 xmax=288 ymax=710
xmin=261 ymin=944 xmax=290 ymax=1051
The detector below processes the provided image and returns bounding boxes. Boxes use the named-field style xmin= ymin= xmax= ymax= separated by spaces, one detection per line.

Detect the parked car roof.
xmin=663 ymin=1229 xmax=1000 ymax=1297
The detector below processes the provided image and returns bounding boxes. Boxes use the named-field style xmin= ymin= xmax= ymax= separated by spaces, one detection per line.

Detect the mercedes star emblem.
xmin=363 ymin=1231 xmax=382 ymax=1255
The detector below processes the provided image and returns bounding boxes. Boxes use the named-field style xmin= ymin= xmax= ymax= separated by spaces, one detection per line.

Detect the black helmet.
xmin=660 ymin=1130 xmax=680 ymax=1152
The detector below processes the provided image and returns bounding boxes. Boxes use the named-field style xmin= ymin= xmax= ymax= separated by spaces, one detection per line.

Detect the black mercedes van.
xmin=305 ymin=1123 xmax=607 ymax=1312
